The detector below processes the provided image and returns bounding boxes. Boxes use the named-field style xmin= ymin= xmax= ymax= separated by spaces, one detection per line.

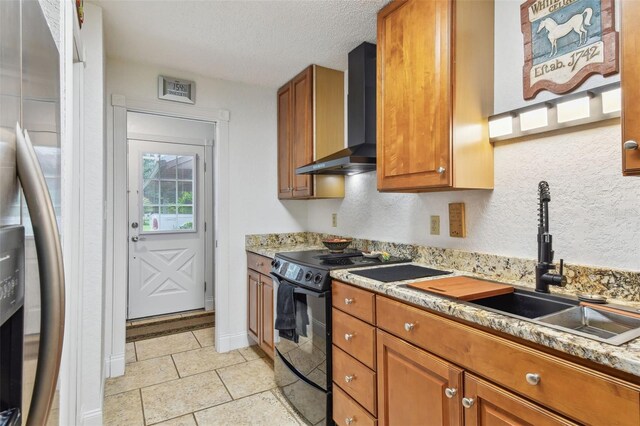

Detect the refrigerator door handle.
xmin=15 ymin=123 xmax=66 ymax=426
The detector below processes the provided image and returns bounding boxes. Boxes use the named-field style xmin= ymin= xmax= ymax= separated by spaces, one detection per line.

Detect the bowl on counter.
xmin=321 ymin=237 xmax=353 ymax=253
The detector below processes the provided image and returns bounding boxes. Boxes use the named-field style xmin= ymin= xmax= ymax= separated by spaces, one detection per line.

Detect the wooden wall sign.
xmin=520 ymin=0 xmax=618 ymax=100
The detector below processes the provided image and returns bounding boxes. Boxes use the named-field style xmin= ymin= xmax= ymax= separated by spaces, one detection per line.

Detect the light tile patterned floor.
xmin=104 ymin=328 xmax=305 ymax=425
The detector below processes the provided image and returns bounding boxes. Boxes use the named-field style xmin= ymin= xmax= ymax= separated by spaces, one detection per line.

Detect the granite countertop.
xmin=331 ymin=263 xmax=640 ymax=379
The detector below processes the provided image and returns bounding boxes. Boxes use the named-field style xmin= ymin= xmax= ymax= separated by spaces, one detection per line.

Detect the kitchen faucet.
xmin=536 ymin=181 xmax=566 ymax=293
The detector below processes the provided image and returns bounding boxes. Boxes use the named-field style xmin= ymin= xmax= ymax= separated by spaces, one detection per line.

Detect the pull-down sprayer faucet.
xmin=536 ymin=181 xmax=566 ymax=293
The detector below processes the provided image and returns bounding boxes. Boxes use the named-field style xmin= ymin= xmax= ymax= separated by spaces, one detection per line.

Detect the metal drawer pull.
xmin=404 ymin=322 xmax=415 ymax=332
xmin=526 ymin=373 xmax=541 ymax=385
xmin=344 ymin=333 xmax=354 ymax=341
xmin=624 ymin=140 xmax=638 ymax=150
xmin=462 ymin=397 xmax=475 ymax=408
xmin=344 ymin=298 xmax=354 ymax=305
xmin=444 ymin=387 xmax=457 ymax=398
xmin=345 ymin=418 xmax=354 ymax=425
xmin=345 ymin=375 xmax=355 ymax=383
xmin=257 ymin=262 xmax=264 ymax=267
xmin=437 ymin=166 xmax=446 ymax=174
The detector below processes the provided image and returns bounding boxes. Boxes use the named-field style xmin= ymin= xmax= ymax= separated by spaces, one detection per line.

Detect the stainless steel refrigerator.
xmin=0 ymin=1 xmax=65 ymax=425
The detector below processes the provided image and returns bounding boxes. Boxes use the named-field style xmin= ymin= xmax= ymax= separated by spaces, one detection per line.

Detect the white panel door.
xmin=128 ymin=139 xmax=205 ymax=319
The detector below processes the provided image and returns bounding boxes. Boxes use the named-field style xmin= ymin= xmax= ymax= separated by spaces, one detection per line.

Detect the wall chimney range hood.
xmin=296 ymin=42 xmax=377 ymax=175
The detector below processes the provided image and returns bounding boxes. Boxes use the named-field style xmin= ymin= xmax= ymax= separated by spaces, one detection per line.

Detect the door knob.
xmin=624 ymin=140 xmax=638 ymax=150
xmin=444 ymin=387 xmax=457 ymax=398
xmin=131 ymin=236 xmax=145 ymax=242
xmin=462 ymin=397 xmax=475 ymax=408
xmin=131 ymin=221 xmax=139 ymax=229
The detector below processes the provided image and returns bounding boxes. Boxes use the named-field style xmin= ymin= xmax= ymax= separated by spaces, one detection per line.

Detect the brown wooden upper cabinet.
xmin=277 ymin=65 xmax=345 ymax=199
xmin=622 ymin=0 xmax=640 ymax=175
xmin=376 ymin=0 xmax=495 ymax=192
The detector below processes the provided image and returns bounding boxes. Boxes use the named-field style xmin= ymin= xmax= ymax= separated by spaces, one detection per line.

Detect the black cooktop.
xmin=276 ymin=249 xmax=411 ymax=270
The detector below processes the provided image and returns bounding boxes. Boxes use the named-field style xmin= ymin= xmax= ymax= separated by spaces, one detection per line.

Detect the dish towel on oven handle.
xmin=275 ymin=280 xmax=298 ymax=342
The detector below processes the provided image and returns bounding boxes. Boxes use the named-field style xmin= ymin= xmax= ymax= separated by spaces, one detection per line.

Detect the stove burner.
xmin=315 ymin=251 xmax=363 ymax=261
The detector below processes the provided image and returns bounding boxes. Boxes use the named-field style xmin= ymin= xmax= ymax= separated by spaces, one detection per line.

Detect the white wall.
xmin=104 ymin=58 xmax=308 ymax=355
xmin=308 ymin=1 xmax=640 ymax=272
xmin=76 ymin=2 xmax=105 ymax=424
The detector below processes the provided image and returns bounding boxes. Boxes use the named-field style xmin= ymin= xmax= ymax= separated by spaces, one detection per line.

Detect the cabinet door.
xmin=377 ymin=0 xmax=452 ymax=191
xmin=247 ymin=270 xmax=260 ymax=343
xmin=291 ymin=66 xmax=314 ymax=198
xmin=462 ymin=374 xmax=576 ymax=426
xmin=377 ymin=330 xmax=463 ymax=426
xmin=277 ymin=83 xmax=293 ymax=198
xmin=259 ymin=274 xmax=275 ymax=358
xmin=622 ymin=0 xmax=640 ymax=175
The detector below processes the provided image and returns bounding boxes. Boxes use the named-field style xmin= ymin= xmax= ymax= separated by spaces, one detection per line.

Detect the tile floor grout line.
xmin=169 ymin=353 xmax=181 ymax=378
xmin=191 ymin=412 xmax=199 ymax=426
xmin=139 ymin=387 xmax=148 ymax=426
xmin=214 ymin=368 xmax=236 ymax=401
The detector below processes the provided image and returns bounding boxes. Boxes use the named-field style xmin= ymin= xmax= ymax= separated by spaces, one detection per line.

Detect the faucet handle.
xmin=558 ymin=259 xmax=567 ymax=286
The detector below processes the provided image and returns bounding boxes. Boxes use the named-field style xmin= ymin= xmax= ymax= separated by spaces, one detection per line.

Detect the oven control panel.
xmin=271 ymin=258 xmax=329 ymax=291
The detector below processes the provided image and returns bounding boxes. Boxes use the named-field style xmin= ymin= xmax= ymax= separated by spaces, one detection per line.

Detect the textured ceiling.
xmin=93 ymin=0 xmax=387 ymax=88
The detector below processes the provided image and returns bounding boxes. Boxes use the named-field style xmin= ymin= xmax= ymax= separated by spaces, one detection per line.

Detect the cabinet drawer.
xmin=376 ymin=296 xmax=640 ymax=426
xmin=246 ymin=251 xmax=271 ymax=276
xmin=332 ymin=308 xmax=376 ymax=370
xmin=333 ymin=345 xmax=377 ymax=415
xmin=333 ymin=385 xmax=377 ymax=426
xmin=332 ymin=280 xmax=376 ymax=324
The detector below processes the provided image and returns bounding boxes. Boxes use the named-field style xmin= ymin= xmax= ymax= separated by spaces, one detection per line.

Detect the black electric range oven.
xmin=270 ymin=249 xmax=410 ymax=425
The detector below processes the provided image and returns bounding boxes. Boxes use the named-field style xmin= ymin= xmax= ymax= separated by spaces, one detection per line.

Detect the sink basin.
xmin=537 ymin=306 xmax=640 ymax=345
xmin=470 ymin=289 xmax=577 ymax=319
xmin=469 ymin=288 xmax=640 ymax=345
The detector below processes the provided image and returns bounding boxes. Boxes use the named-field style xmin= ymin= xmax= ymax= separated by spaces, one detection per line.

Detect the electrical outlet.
xmin=430 ymin=215 xmax=440 ymax=235
xmin=332 ymin=213 xmax=338 ymax=227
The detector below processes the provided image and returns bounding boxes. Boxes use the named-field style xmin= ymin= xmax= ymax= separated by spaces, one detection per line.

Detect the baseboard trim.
xmin=107 ymin=353 xmax=125 ymax=378
xmin=81 ymin=408 xmax=102 ymax=426
xmin=216 ymin=331 xmax=251 ymax=353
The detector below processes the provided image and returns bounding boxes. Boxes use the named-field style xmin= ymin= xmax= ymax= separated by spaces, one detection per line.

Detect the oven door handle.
xmin=270 ymin=274 xmax=326 ymax=298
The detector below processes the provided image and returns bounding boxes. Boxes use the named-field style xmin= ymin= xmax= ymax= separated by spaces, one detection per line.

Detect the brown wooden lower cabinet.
xmin=376 ymin=330 xmax=463 ymax=426
xmin=330 ymin=281 xmax=640 ymax=426
xmin=246 ymin=252 xmax=274 ymax=359
xmin=462 ymin=375 xmax=576 ymax=426
xmin=259 ymin=274 xmax=274 ymax=356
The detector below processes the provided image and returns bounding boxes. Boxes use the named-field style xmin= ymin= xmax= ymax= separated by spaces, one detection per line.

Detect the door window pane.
xmin=141 ymin=152 xmax=196 ymax=232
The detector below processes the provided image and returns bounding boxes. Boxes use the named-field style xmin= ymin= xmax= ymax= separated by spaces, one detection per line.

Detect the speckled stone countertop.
xmin=331 ymin=263 xmax=640 ymax=379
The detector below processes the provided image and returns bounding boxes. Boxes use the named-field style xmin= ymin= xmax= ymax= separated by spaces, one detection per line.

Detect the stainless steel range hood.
xmin=296 ymin=42 xmax=376 ymax=175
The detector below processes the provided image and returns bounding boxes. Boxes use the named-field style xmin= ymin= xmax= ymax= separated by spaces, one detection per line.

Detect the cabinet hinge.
xmin=204 ymin=222 xmax=207 ymax=232
xmin=204 ymin=281 xmax=207 ymax=292
xmin=204 ymin=162 xmax=207 ymax=172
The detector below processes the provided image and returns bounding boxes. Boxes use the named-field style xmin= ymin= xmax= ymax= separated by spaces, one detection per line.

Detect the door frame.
xmin=105 ymin=94 xmax=230 ymax=377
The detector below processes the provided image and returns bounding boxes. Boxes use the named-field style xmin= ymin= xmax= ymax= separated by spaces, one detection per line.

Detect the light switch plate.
xmin=430 ymin=216 xmax=440 ymax=235
xmin=332 ymin=213 xmax=338 ymax=227
xmin=449 ymin=203 xmax=466 ymax=237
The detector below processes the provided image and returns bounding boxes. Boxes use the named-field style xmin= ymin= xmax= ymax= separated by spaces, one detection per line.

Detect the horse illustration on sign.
xmin=537 ymin=7 xmax=593 ymax=57
xmin=521 ymin=0 xmax=618 ymax=99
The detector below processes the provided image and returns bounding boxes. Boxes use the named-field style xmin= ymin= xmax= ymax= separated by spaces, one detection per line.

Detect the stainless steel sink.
xmin=536 ymin=306 xmax=640 ymax=345
xmin=468 ymin=288 xmax=640 ymax=345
